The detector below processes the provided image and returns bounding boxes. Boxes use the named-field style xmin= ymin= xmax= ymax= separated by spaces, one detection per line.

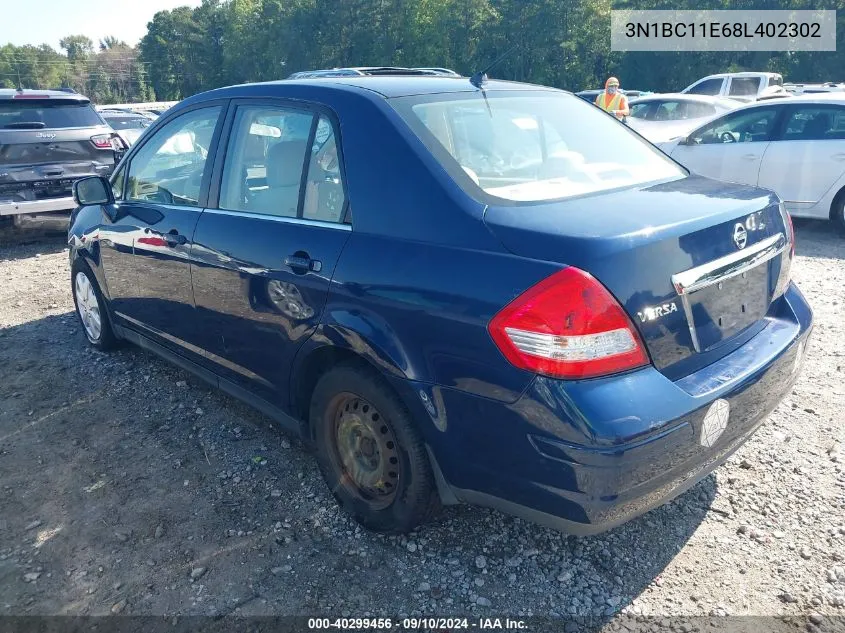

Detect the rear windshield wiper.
xmin=2 ymin=121 xmax=47 ymax=129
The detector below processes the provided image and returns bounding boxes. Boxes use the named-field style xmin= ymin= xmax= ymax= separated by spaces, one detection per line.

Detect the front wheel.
xmin=310 ymin=364 xmax=440 ymax=533
xmin=71 ymin=260 xmax=118 ymax=350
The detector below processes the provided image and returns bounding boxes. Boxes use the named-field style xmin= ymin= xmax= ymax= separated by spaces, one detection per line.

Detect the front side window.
xmin=729 ymin=78 xmax=761 ymax=96
xmin=689 ymin=107 xmax=779 ymax=144
xmin=391 ymin=91 xmax=684 ymax=203
xmin=783 ymin=106 xmax=845 ymax=141
xmin=126 ymin=107 xmax=220 ymax=206
xmin=687 ymin=78 xmax=723 ymax=95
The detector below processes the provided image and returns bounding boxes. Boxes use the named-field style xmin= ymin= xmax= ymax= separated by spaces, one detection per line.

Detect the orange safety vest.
xmin=595 ymin=91 xmax=625 ymax=114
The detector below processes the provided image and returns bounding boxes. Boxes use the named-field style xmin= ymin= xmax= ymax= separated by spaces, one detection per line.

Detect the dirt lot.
xmin=0 ymin=221 xmax=843 ymax=628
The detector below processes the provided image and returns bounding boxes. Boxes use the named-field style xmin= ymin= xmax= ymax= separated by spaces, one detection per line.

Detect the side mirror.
xmin=73 ymin=176 xmax=113 ymax=206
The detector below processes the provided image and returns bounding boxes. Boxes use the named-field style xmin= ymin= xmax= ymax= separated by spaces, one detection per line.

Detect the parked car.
xmin=626 ymin=93 xmax=740 ymax=143
xmin=574 ymin=88 xmax=651 ymax=104
xmin=0 ymin=88 xmax=125 ymax=231
xmin=99 ymin=109 xmax=154 ymax=147
xmin=68 ymin=75 xmax=812 ymax=535
xmin=681 ymin=71 xmax=784 ymax=101
xmin=657 ymin=94 xmax=845 ymax=230
xmin=784 ymin=82 xmax=845 ymax=95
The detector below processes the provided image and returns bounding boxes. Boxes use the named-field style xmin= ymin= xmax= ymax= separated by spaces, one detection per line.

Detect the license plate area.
xmin=671 ymin=232 xmax=787 ymax=354
xmin=686 ymin=262 xmax=770 ymax=352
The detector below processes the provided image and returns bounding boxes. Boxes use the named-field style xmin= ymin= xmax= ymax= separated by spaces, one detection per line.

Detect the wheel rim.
xmin=74 ymin=271 xmax=102 ymax=342
xmin=329 ymin=393 xmax=400 ymax=509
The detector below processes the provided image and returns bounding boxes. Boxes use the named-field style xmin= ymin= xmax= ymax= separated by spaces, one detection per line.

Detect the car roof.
xmin=696 ymin=72 xmax=780 ymax=79
xmin=0 ymin=88 xmax=90 ymax=102
xmin=737 ymin=92 xmax=845 ymax=107
xmin=188 ymin=76 xmax=560 ymax=102
xmin=629 ymin=93 xmax=732 ymax=103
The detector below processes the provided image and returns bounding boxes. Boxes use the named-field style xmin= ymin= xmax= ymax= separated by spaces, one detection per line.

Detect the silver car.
xmin=626 ymin=93 xmax=740 ymax=144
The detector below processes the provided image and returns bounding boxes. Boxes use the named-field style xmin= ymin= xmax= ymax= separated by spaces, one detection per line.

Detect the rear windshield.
xmin=0 ymin=100 xmax=103 ymax=129
xmin=390 ymin=91 xmax=684 ymax=203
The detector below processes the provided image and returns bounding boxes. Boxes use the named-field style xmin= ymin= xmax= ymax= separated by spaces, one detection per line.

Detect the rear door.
xmin=670 ymin=105 xmax=782 ymax=186
xmin=757 ymin=103 xmax=845 ymax=212
xmin=191 ymin=101 xmax=351 ymax=409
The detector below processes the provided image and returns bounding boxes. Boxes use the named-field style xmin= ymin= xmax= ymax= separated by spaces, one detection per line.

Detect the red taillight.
xmin=784 ymin=205 xmax=795 ymax=258
xmin=90 ymin=134 xmax=112 ymax=149
xmin=488 ymin=267 xmax=649 ymax=380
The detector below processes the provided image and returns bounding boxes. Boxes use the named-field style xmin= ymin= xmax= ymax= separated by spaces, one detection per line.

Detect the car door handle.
xmin=741 ymin=154 xmax=760 ymax=160
xmin=285 ymin=254 xmax=322 ymax=273
xmin=165 ymin=230 xmax=187 ymax=246
xmin=832 ymin=153 xmax=845 ymax=161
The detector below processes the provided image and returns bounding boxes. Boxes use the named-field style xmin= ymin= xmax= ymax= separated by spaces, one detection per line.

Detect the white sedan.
xmin=625 ymin=94 xmax=740 ymax=144
xmin=657 ymin=94 xmax=845 ymax=231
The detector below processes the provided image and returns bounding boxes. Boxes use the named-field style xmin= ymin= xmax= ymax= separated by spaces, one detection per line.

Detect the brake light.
xmin=488 ymin=267 xmax=649 ymax=380
xmin=13 ymin=94 xmax=48 ymax=99
xmin=782 ymin=203 xmax=795 ymax=258
xmin=90 ymin=134 xmax=112 ymax=149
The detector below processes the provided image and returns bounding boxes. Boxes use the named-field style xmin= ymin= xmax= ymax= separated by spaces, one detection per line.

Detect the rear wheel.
xmin=311 ymin=364 xmax=439 ymax=533
xmin=71 ymin=260 xmax=118 ymax=350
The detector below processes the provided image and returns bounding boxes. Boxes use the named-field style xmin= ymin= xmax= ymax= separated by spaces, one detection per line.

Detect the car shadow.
xmin=0 ymin=231 xmax=68 ymax=257
xmin=0 ymin=309 xmax=715 ymax=619
xmin=793 ymin=219 xmax=843 ymax=260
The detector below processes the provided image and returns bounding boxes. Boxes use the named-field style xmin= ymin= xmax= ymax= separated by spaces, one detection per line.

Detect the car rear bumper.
xmin=0 ymin=196 xmax=76 ymax=216
xmin=400 ymin=282 xmax=813 ymax=534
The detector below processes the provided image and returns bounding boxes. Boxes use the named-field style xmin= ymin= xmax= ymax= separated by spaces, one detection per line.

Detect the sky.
xmin=0 ymin=0 xmax=204 ymax=52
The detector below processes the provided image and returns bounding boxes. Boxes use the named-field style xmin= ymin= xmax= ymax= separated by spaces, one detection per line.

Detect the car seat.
xmin=802 ymin=113 xmax=831 ymax=139
xmin=250 ymin=140 xmax=306 ymax=217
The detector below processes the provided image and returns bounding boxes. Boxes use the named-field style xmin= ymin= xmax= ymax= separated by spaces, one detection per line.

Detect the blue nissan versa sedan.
xmin=68 ymin=74 xmax=813 ymax=535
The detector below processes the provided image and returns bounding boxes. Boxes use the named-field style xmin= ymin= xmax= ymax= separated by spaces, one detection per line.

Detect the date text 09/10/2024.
xmin=307 ymin=618 xmax=528 ymax=630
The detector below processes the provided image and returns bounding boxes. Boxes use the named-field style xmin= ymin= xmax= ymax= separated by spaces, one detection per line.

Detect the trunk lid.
xmin=483 ymin=175 xmax=792 ymax=380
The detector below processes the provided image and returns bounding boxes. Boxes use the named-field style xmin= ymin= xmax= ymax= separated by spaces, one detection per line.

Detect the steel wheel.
xmin=74 ymin=271 xmax=102 ymax=342
xmin=329 ymin=393 xmax=401 ymax=510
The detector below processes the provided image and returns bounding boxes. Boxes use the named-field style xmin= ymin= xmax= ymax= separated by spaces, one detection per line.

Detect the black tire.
xmin=832 ymin=191 xmax=845 ymax=235
xmin=71 ymin=258 xmax=118 ymax=351
xmin=310 ymin=363 xmax=440 ymax=533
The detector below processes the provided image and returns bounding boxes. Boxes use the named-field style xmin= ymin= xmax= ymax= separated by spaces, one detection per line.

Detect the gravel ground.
xmin=0 ymin=221 xmax=843 ymax=629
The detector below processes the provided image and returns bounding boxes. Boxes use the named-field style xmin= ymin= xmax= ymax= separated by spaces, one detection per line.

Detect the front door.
xmin=191 ymin=104 xmax=350 ymax=408
xmin=670 ymin=106 xmax=781 ymax=187
xmin=107 ymin=104 xmax=225 ymax=357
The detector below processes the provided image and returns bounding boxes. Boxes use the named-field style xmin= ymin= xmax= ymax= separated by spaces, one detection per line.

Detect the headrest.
xmin=267 ymin=141 xmax=307 ymax=188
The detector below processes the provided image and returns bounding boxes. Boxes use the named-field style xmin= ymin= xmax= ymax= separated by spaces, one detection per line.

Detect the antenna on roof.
xmin=469 ymin=43 xmax=519 ymax=88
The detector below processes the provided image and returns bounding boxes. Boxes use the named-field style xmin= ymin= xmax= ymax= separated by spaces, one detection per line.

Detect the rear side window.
xmin=219 ymin=105 xmax=314 ymax=218
xmin=729 ymin=77 xmax=761 ymax=96
xmin=303 ymin=117 xmax=346 ymax=223
xmin=0 ymin=100 xmax=103 ymax=129
xmin=783 ymin=106 xmax=845 ymax=140
xmin=687 ymin=78 xmax=723 ymax=95
xmin=220 ymin=107 xmax=348 ymax=223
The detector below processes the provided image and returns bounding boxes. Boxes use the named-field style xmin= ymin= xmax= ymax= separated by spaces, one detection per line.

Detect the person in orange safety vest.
xmin=594 ymin=77 xmax=629 ymax=120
